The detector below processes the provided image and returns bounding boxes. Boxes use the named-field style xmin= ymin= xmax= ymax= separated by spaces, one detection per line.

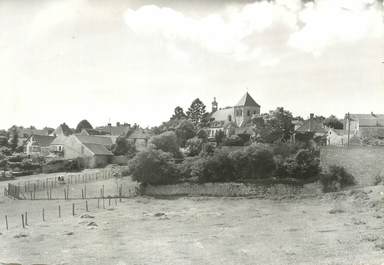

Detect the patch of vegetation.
xmin=319 ymin=165 xmax=356 ymax=193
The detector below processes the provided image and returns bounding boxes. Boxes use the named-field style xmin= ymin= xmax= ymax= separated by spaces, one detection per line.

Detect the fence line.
xmin=6 ymin=169 xmax=116 ymax=200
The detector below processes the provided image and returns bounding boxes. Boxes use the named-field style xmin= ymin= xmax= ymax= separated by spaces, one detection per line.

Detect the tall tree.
xmin=9 ymin=128 xmax=18 ymax=151
xmin=175 ymin=120 xmax=196 ymax=147
xmin=171 ymin=106 xmax=187 ymax=120
xmin=186 ymin=98 xmax=208 ymax=128
xmin=75 ymin=120 xmax=93 ymax=133
xmin=253 ymin=107 xmax=294 ymax=143
xmin=324 ymin=115 xmax=343 ymax=129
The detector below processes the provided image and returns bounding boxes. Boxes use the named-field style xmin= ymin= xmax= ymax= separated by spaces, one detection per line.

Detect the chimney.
xmin=116 ymin=122 xmax=120 ymax=127
xmin=107 ymin=123 xmax=111 ymax=127
xmin=309 ymin=113 xmax=314 ymax=132
xmin=371 ymin=112 xmax=375 ymax=117
xmin=212 ymin=97 xmax=218 ymax=113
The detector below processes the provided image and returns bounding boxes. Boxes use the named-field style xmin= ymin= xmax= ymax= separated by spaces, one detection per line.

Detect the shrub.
xmin=177 ymin=156 xmax=200 ymax=182
xmin=128 ymin=149 xmax=179 ymax=185
xmin=185 ymin=137 xmax=204 ymax=157
xmin=274 ymin=149 xmax=321 ymax=180
xmin=222 ymin=135 xmax=244 ymax=146
xmin=112 ymin=137 xmax=137 ymax=158
xmin=149 ymin=131 xmax=183 ymax=158
xmin=229 ymin=144 xmax=275 ymax=180
xmin=320 ymin=165 xmax=356 ymax=193
xmin=191 ymin=150 xmax=236 ymax=183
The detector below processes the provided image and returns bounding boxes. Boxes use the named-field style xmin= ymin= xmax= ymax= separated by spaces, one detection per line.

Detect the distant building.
xmin=345 ymin=113 xmax=384 ymax=138
xmin=50 ymin=135 xmax=113 ymax=168
xmin=206 ymin=92 xmax=260 ymax=139
xmin=127 ymin=128 xmax=152 ymax=151
xmin=25 ymin=134 xmax=55 ymax=156
xmin=95 ymin=122 xmax=131 ymax=136
xmin=295 ymin=113 xmax=328 ymax=136
xmin=327 ymin=128 xmax=349 ymax=146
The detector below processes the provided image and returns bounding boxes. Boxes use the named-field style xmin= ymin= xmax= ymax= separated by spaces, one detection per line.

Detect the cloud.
xmin=288 ymin=0 xmax=384 ymax=56
xmin=124 ymin=3 xmax=297 ymax=63
xmin=124 ymin=0 xmax=384 ymax=61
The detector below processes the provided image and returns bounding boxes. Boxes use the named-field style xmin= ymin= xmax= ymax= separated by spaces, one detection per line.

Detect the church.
xmin=206 ymin=92 xmax=261 ymax=139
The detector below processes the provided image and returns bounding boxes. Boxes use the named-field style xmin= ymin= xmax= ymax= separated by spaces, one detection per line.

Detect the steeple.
xmin=212 ymin=97 xmax=218 ymax=112
xmin=236 ymin=92 xmax=260 ymax=107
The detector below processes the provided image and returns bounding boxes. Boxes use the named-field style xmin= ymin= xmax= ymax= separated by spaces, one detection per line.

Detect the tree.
xmin=324 ymin=115 xmax=343 ymax=129
xmin=175 ymin=120 xmax=196 ymax=147
xmin=149 ymin=131 xmax=182 ymax=158
xmin=10 ymin=128 xmax=18 ymax=151
xmin=185 ymin=137 xmax=204 ymax=157
xmin=254 ymin=107 xmax=294 ymax=143
xmin=75 ymin=120 xmax=93 ymax=133
xmin=59 ymin=123 xmax=73 ymax=136
xmin=112 ymin=137 xmax=137 ymax=158
xmin=186 ymin=98 xmax=208 ymax=128
xmin=171 ymin=106 xmax=187 ymax=120
xmin=129 ymin=149 xmax=179 ymax=185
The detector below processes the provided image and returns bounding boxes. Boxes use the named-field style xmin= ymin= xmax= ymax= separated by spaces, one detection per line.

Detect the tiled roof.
xmin=30 ymin=135 xmax=55 ymax=147
xmin=75 ymin=135 xmax=113 ymax=146
xmin=211 ymin=107 xmax=235 ymax=122
xmin=95 ymin=126 xmax=131 ymax=136
xmin=83 ymin=143 xmax=113 ymax=156
xmin=348 ymin=113 xmax=384 ymax=127
xmin=296 ymin=119 xmax=327 ymax=134
xmin=236 ymin=92 xmax=260 ymax=107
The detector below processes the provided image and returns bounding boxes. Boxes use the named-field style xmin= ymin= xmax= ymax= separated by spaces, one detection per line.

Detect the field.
xmin=1 ymin=173 xmax=384 ymax=265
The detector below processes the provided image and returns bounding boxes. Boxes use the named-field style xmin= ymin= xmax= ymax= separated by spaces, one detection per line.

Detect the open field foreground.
xmin=1 ymin=186 xmax=384 ymax=265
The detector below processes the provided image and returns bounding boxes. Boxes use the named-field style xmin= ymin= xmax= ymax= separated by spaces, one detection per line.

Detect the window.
xmin=247 ymin=110 xmax=251 ymax=116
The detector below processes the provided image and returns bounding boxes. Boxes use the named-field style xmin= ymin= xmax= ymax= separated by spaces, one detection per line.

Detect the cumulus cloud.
xmin=124 ymin=0 xmax=384 ymax=62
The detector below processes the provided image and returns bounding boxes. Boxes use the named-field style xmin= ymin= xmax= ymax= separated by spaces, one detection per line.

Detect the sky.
xmin=0 ymin=0 xmax=383 ymax=130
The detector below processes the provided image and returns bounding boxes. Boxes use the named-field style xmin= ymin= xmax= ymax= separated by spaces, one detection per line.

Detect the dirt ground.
xmin=1 ymin=184 xmax=384 ymax=265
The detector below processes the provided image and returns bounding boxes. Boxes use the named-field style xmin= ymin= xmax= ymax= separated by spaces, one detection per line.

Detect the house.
xmin=206 ymin=92 xmax=260 ymax=140
xmin=345 ymin=113 xmax=384 ymax=138
xmin=293 ymin=113 xmax=328 ymax=145
xmin=50 ymin=135 xmax=113 ymax=168
xmin=127 ymin=128 xmax=152 ymax=151
xmin=327 ymin=128 xmax=349 ymax=146
xmin=95 ymin=122 xmax=131 ymax=136
xmin=25 ymin=134 xmax=55 ymax=156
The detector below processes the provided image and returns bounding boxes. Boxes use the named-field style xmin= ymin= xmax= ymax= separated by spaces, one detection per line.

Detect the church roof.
xmin=236 ymin=92 xmax=260 ymax=108
xmin=210 ymin=107 xmax=234 ymax=123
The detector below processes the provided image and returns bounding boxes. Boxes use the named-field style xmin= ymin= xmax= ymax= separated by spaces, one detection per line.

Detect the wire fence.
xmin=5 ymin=168 xmax=120 ymax=200
xmin=1 ymin=197 xmax=128 ymax=231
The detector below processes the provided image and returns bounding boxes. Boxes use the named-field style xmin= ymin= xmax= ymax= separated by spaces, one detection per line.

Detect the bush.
xmin=177 ymin=156 xmax=200 ymax=182
xmin=185 ymin=137 xmax=204 ymax=157
xmin=191 ymin=150 xmax=236 ymax=183
xmin=320 ymin=165 xmax=356 ymax=193
xmin=112 ymin=137 xmax=137 ymax=158
xmin=149 ymin=131 xmax=183 ymax=158
xmin=274 ymin=149 xmax=321 ymax=180
xmin=222 ymin=135 xmax=245 ymax=146
xmin=128 ymin=149 xmax=179 ymax=185
xmin=229 ymin=144 xmax=275 ymax=180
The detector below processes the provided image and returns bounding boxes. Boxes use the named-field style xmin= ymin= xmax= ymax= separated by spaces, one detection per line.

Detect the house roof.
xmin=211 ymin=107 xmax=235 ymax=122
xmin=296 ymin=119 xmax=327 ymax=134
xmin=95 ymin=125 xmax=131 ymax=136
xmin=329 ymin=128 xmax=347 ymax=136
xmin=348 ymin=113 xmax=384 ymax=127
xmin=236 ymin=92 xmax=260 ymax=108
xmin=127 ymin=129 xmax=151 ymax=140
xmin=75 ymin=135 xmax=113 ymax=146
xmin=14 ymin=128 xmax=49 ymax=138
xmin=83 ymin=143 xmax=113 ymax=156
xmin=29 ymin=135 xmax=55 ymax=147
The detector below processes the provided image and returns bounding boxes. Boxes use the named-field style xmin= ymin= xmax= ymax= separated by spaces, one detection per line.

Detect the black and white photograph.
xmin=0 ymin=0 xmax=384 ymax=264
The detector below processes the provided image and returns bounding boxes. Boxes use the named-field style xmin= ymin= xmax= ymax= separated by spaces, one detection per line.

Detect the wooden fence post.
xmin=72 ymin=203 xmax=75 ymax=216
xmin=97 ymin=199 xmax=100 ymax=209
xmin=59 ymin=205 xmax=61 ymax=218
xmin=42 ymin=209 xmax=45 ymax=222
xmin=5 ymin=215 xmax=8 ymax=230
xmin=84 ymin=185 xmax=87 ymax=199
xmin=86 ymin=200 xmax=88 ymax=212
xmin=21 ymin=214 xmax=25 ymax=228
xmin=103 ymin=198 xmax=105 ymax=209
xmin=25 ymin=212 xmax=28 ymax=226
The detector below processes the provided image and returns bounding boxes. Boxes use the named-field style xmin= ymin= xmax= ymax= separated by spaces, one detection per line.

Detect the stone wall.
xmin=320 ymin=146 xmax=384 ymax=186
xmin=142 ymin=182 xmax=309 ymax=197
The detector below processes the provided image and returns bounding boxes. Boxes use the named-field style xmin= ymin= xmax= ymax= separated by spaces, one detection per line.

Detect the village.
xmin=1 ymin=92 xmax=384 ymax=264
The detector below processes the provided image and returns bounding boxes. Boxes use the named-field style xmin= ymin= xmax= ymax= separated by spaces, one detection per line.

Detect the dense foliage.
xmin=149 ymin=131 xmax=183 ymax=158
xmin=319 ymin=165 xmax=356 ymax=192
xmin=128 ymin=149 xmax=179 ymax=185
xmin=75 ymin=119 xmax=93 ymax=133
xmin=112 ymin=137 xmax=137 ymax=158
